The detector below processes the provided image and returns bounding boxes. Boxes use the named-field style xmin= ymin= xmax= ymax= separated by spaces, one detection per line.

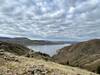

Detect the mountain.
xmin=53 ymin=39 xmax=100 ymax=74
xmin=0 ymin=42 xmax=98 ymax=75
xmin=0 ymin=37 xmax=77 ymax=46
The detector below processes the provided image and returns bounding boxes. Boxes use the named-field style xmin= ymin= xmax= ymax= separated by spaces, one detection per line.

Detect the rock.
xmin=23 ymin=65 xmax=50 ymax=75
xmin=0 ymin=49 xmax=4 ymax=55
xmin=3 ymin=55 xmax=19 ymax=62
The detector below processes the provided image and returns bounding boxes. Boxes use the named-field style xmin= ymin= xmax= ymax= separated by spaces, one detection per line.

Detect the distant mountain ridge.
xmin=0 ymin=37 xmax=78 ymax=46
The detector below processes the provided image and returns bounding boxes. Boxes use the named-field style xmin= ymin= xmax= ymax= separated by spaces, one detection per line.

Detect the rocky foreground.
xmin=0 ymin=49 xmax=99 ymax=75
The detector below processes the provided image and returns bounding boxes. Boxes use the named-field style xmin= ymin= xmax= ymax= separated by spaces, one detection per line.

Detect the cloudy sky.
xmin=0 ymin=0 xmax=100 ymax=41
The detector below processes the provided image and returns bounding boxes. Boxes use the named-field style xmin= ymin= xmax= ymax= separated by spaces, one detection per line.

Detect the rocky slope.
xmin=0 ymin=50 xmax=98 ymax=75
xmin=0 ymin=41 xmax=98 ymax=75
xmin=0 ymin=41 xmax=51 ymax=61
xmin=53 ymin=39 xmax=100 ymax=74
xmin=0 ymin=41 xmax=30 ymax=56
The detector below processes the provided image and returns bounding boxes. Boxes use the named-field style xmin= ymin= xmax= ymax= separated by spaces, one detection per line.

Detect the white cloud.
xmin=0 ymin=0 xmax=100 ymax=41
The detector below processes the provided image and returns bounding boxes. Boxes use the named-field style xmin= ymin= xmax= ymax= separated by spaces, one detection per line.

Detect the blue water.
xmin=27 ymin=44 xmax=70 ymax=56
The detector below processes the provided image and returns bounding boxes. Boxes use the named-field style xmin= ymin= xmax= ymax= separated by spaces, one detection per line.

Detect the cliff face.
xmin=53 ymin=39 xmax=100 ymax=73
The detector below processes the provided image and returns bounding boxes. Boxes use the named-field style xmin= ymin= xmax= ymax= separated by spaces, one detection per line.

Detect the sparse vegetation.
xmin=26 ymin=51 xmax=52 ymax=61
xmin=53 ymin=39 xmax=100 ymax=73
xmin=0 ymin=41 xmax=30 ymax=56
xmin=0 ymin=51 xmax=98 ymax=75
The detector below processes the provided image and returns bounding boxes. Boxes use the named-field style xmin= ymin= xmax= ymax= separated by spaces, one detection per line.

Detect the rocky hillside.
xmin=0 ymin=41 xmax=51 ymax=61
xmin=0 ymin=41 xmax=30 ymax=56
xmin=0 ymin=41 xmax=98 ymax=75
xmin=53 ymin=39 xmax=100 ymax=74
xmin=0 ymin=49 xmax=98 ymax=75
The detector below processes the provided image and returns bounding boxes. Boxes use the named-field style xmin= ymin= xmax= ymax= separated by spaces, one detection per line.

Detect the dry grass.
xmin=0 ymin=52 xmax=98 ymax=75
xmin=53 ymin=39 xmax=100 ymax=73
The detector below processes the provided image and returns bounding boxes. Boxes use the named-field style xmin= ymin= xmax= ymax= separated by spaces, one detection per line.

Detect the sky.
xmin=0 ymin=0 xmax=100 ymax=41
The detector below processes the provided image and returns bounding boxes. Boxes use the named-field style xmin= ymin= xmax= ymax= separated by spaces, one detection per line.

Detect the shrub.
xmin=97 ymin=66 xmax=100 ymax=74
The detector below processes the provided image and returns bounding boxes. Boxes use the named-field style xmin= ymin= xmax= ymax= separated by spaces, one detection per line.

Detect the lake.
xmin=27 ymin=44 xmax=70 ymax=56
